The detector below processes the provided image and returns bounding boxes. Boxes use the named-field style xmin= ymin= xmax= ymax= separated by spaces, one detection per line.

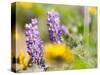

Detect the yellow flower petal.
xmin=18 ymin=50 xmax=30 ymax=69
xmin=18 ymin=50 xmax=25 ymax=64
xmin=24 ymin=52 xmax=30 ymax=66
xmin=88 ymin=7 xmax=97 ymax=15
xmin=16 ymin=2 xmax=33 ymax=8
xmin=15 ymin=31 xmax=19 ymax=40
xmin=43 ymin=43 xmax=74 ymax=66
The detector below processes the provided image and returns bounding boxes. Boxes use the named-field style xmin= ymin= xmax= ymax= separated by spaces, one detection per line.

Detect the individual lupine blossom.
xmin=47 ymin=10 xmax=69 ymax=43
xmin=25 ymin=18 xmax=46 ymax=71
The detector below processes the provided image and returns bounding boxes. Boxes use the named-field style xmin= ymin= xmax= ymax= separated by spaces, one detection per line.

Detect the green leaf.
xmin=73 ymin=55 xmax=87 ymax=69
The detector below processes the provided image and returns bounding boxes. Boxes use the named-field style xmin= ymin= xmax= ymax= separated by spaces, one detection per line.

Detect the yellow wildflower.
xmin=15 ymin=31 xmax=19 ymax=40
xmin=18 ymin=50 xmax=25 ymax=64
xmin=43 ymin=43 xmax=74 ymax=66
xmin=16 ymin=2 xmax=33 ymax=8
xmin=88 ymin=7 xmax=97 ymax=15
xmin=24 ymin=52 xmax=30 ymax=67
xmin=18 ymin=50 xmax=30 ymax=69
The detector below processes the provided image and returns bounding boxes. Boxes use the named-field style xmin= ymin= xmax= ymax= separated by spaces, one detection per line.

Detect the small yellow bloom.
xmin=18 ymin=50 xmax=25 ymax=64
xmin=88 ymin=7 xmax=97 ymax=15
xmin=15 ymin=31 xmax=19 ymax=40
xmin=18 ymin=50 xmax=30 ymax=69
xmin=43 ymin=43 xmax=74 ymax=66
xmin=16 ymin=2 xmax=33 ymax=8
xmin=24 ymin=52 xmax=30 ymax=67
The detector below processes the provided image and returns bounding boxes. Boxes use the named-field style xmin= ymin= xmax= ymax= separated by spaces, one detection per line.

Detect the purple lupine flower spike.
xmin=47 ymin=10 xmax=69 ymax=43
xmin=25 ymin=18 xmax=46 ymax=71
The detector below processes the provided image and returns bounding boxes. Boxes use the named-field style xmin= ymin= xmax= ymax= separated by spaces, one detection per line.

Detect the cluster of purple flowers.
xmin=24 ymin=10 xmax=69 ymax=71
xmin=25 ymin=18 xmax=45 ymax=71
xmin=47 ymin=10 xmax=69 ymax=43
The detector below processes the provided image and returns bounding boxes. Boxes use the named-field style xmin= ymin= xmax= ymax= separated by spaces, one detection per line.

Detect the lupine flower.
xmin=45 ymin=10 xmax=74 ymax=68
xmin=80 ymin=7 xmax=85 ymax=15
xmin=25 ymin=18 xmax=46 ymax=71
xmin=47 ymin=10 xmax=69 ymax=43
